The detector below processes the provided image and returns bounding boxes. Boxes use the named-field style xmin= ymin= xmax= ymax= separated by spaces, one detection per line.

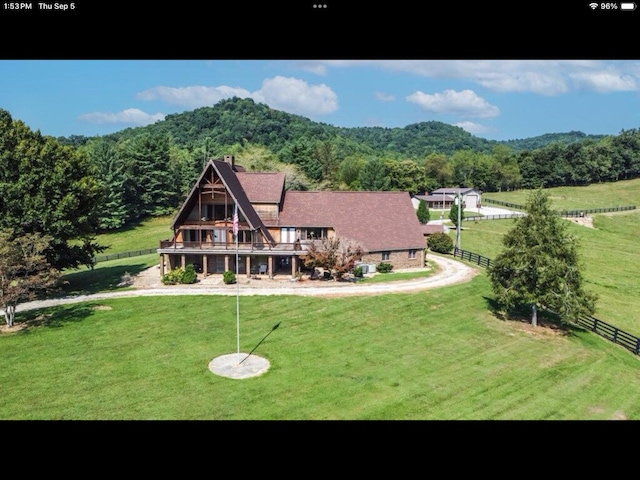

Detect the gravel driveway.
xmin=8 ymin=254 xmax=479 ymax=315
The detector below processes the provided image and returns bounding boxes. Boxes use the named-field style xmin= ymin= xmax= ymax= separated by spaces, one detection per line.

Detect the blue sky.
xmin=2 ymin=59 xmax=640 ymax=142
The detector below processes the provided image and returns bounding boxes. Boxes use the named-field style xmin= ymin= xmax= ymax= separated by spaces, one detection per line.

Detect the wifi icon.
xmin=589 ymin=2 xmax=599 ymax=8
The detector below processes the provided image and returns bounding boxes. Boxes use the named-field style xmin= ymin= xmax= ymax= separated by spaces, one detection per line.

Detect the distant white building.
xmin=429 ymin=188 xmax=482 ymax=211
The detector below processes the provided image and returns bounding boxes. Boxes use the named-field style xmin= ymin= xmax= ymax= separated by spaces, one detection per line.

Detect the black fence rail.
xmin=557 ymin=205 xmax=636 ymax=216
xmin=452 ymin=247 xmax=640 ymax=356
xmin=483 ymin=197 xmax=636 ymax=216
xmin=94 ymin=248 xmax=157 ymax=263
xmin=453 ymin=248 xmax=492 ymax=268
xmin=482 ymin=198 xmax=525 ymax=209
xmin=573 ymin=315 xmax=640 ymax=355
xmin=464 ymin=213 xmax=526 ymax=221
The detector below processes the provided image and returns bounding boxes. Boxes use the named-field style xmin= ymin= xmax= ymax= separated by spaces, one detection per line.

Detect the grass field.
xmin=459 ymin=211 xmax=640 ymax=334
xmin=3 ymin=181 xmax=640 ymax=420
xmin=482 ymin=177 xmax=640 ymax=210
xmin=3 ymin=275 xmax=640 ymax=420
xmin=94 ymin=214 xmax=174 ymax=253
xmin=457 ymin=180 xmax=640 ymax=334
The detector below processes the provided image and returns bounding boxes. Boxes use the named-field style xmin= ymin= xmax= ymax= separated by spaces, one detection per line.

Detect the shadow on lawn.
xmin=59 ymin=262 xmax=151 ymax=297
xmin=12 ymin=302 xmax=98 ymax=334
xmin=482 ymin=295 xmax=575 ymax=336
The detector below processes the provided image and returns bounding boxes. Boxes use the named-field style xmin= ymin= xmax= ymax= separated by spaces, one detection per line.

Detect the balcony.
xmin=158 ymin=239 xmax=312 ymax=254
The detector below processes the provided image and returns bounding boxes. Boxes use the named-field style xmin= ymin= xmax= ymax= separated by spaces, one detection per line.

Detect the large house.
xmin=157 ymin=155 xmax=426 ymax=278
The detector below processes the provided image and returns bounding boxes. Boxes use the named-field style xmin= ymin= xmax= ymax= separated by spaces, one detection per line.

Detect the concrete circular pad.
xmin=208 ymin=353 xmax=270 ymax=379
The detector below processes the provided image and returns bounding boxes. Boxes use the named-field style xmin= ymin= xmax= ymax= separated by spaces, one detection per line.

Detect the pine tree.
xmin=416 ymin=199 xmax=430 ymax=224
xmin=487 ymin=188 xmax=597 ymax=326
xmin=449 ymin=195 xmax=463 ymax=227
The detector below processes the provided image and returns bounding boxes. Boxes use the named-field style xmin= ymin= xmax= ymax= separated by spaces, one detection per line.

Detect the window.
xmin=304 ymin=227 xmax=325 ymax=240
xmin=281 ymin=227 xmax=296 ymax=243
xmin=382 ymin=252 xmax=390 ymax=261
xmin=214 ymin=204 xmax=226 ymax=221
xmin=408 ymin=250 xmax=416 ymax=259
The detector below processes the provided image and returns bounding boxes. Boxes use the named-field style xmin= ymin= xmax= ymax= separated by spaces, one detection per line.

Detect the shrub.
xmin=182 ymin=264 xmax=197 ymax=284
xmin=353 ymin=266 xmax=364 ymax=278
xmin=428 ymin=232 xmax=454 ymax=254
xmin=223 ymin=270 xmax=237 ymax=284
xmin=161 ymin=265 xmax=198 ymax=285
xmin=161 ymin=267 xmax=185 ymax=285
xmin=377 ymin=262 xmax=393 ymax=273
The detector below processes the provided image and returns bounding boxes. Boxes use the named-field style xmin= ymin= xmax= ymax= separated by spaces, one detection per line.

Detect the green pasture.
xmin=459 ymin=209 xmax=640 ymax=334
xmin=3 ymin=275 xmax=640 ymax=420
xmin=94 ymin=214 xmax=174 ymax=253
xmin=482 ymin=177 xmax=640 ymax=210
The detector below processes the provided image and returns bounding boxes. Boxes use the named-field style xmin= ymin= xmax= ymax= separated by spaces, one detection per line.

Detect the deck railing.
xmin=158 ymin=239 xmax=310 ymax=252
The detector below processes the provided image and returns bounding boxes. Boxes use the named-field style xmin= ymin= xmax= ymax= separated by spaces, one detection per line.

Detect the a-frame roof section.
xmin=170 ymin=159 xmax=275 ymax=245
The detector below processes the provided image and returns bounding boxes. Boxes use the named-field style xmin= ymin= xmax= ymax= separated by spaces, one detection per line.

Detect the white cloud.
xmin=78 ymin=108 xmax=165 ymax=127
xmin=455 ymin=121 xmax=497 ymax=136
xmin=136 ymin=85 xmax=252 ymax=108
xmin=139 ymin=77 xmax=338 ymax=117
xmin=252 ymin=76 xmax=338 ymax=116
xmin=406 ymin=89 xmax=500 ymax=119
xmin=375 ymin=91 xmax=395 ymax=102
xmin=79 ymin=75 xmax=339 ymax=129
xmin=295 ymin=61 xmax=329 ymax=76
xmin=569 ymin=71 xmax=638 ymax=92
xmin=302 ymin=59 xmax=640 ymax=95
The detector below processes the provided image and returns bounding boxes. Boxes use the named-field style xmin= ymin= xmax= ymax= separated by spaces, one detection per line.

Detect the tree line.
xmin=3 ymin=96 xmax=640 ymax=273
xmin=57 ymin=98 xmax=640 ymax=215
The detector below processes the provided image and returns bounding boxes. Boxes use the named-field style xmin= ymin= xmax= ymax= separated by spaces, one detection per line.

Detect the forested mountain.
xmin=4 ymin=97 xmax=639 ymax=234
xmin=501 ymin=131 xmax=607 ymax=151
xmin=86 ymin=97 xmax=604 ymax=158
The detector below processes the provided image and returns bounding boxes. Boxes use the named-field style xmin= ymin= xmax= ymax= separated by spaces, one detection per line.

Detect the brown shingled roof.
xmin=236 ymin=172 xmax=285 ymax=203
xmin=421 ymin=224 xmax=445 ymax=235
xmin=278 ymin=191 xmax=425 ymax=252
xmin=170 ymin=159 xmax=275 ymax=245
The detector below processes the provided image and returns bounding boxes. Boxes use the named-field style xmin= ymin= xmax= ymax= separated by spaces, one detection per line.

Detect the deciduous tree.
xmin=358 ymin=157 xmax=390 ymax=191
xmin=0 ymin=109 xmax=105 ymax=270
xmin=0 ymin=229 xmax=61 ymax=328
xmin=301 ymin=236 xmax=364 ymax=279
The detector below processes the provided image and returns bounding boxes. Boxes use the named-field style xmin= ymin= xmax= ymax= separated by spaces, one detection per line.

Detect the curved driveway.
xmin=12 ymin=254 xmax=479 ymax=314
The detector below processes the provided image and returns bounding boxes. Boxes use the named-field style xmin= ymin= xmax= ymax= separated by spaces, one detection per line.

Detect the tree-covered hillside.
xmin=3 ymin=97 xmax=637 ymax=234
xmin=63 ymin=97 xmax=605 ymax=159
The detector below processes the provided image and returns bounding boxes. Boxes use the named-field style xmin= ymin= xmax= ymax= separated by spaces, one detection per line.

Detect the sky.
xmin=2 ymin=59 xmax=640 ymax=142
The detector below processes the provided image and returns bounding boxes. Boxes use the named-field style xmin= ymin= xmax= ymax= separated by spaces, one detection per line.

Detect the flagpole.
xmin=234 ymin=205 xmax=240 ymax=364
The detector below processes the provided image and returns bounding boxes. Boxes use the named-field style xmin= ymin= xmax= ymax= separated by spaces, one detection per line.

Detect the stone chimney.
xmin=223 ymin=155 xmax=235 ymax=167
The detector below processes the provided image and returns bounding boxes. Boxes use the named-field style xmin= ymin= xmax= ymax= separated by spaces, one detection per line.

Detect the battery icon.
xmin=621 ymin=2 xmax=636 ymax=9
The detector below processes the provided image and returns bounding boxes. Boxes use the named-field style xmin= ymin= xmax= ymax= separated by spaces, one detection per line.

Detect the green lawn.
xmin=94 ymin=214 xmax=174 ymax=253
xmin=482 ymin=177 xmax=640 ymax=210
xmin=61 ymin=253 xmax=160 ymax=296
xmin=458 ymin=209 xmax=640 ymax=334
xmin=61 ymin=215 xmax=175 ymax=295
xmin=4 ymin=186 xmax=640 ymax=420
xmin=3 ymin=275 xmax=640 ymax=420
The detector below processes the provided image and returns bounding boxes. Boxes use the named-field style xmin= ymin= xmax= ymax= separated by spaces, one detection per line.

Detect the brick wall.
xmin=361 ymin=249 xmax=425 ymax=269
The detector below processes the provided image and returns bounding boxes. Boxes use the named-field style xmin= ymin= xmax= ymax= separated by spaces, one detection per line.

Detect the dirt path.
xmin=10 ymin=254 xmax=479 ymax=314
